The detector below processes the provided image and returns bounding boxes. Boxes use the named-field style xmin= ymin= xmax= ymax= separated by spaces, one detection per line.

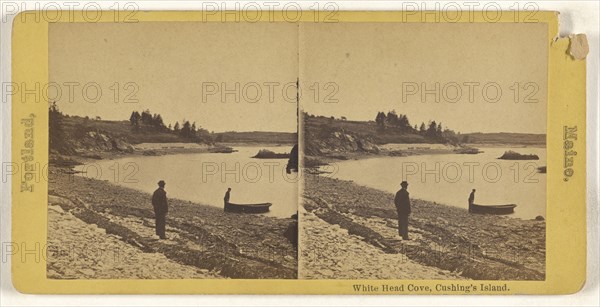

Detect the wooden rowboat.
xmin=225 ymin=202 xmax=272 ymax=214
xmin=470 ymin=203 xmax=517 ymax=215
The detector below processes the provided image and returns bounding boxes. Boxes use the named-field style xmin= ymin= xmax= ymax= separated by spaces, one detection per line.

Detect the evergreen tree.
xmin=129 ymin=111 xmax=140 ymax=126
xmin=375 ymin=112 xmax=386 ymax=128
xmin=49 ymin=102 xmax=68 ymax=153
xmin=154 ymin=114 xmax=165 ymax=129
xmin=426 ymin=121 xmax=438 ymax=139
xmin=141 ymin=109 xmax=152 ymax=124
xmin=180 ymin=121 xmax=192 ymax=138
xmin=398 ymin=114 xmax=411 ymax=131
xmin=386 ymin=110 xmax=399 ymax=126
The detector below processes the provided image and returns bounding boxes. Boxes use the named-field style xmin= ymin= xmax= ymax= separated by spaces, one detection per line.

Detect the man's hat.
xmin=400 ymin=181 xmax=409 ymax=187
xmin=158 ymin=180 xmax=166 ymax=186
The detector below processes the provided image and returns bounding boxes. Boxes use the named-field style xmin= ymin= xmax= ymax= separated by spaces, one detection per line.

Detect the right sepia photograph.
xmin=299 ymin=22 xmax=547 ymax=281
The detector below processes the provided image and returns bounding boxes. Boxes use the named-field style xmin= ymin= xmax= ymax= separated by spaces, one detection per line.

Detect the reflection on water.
xmin=321 ymin=147 xmax=546 ymax=219
xmin=75 ymin=146 xmax=298 ymax=218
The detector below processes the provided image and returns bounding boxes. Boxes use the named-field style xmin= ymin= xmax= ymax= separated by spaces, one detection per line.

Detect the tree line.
xmin=375 ymin=110 xmax=459 ymax=144
xmin=129 ymin=110 xmax=212 ymax=143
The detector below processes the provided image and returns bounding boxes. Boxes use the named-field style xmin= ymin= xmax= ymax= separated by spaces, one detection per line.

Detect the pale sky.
xmin=49 ymin=22 xmax=547 ymax=134
xmin=300 ymin=22 xmax=548 ymax=134
xmin=49 ymin=22 xmax=298 ymax=132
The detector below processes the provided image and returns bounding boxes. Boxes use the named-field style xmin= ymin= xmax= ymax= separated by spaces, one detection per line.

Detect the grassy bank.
xmin=302 ymin=174 xmax=545 ymax=280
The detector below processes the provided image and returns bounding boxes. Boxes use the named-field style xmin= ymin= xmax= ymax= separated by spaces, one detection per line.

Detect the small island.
xmin=252 ymin=149 xmax=290 ymax=159
xmin=208 ymin=146 xmax=236 ymax=153
xmin=498 ymin=150 xmax=539 ymax=160
xmin=454 ymin=146 xmax=482 ymax=154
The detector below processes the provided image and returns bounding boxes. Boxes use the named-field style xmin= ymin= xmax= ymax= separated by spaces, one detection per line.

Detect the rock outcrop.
xmin=69 ymin=131 xmax=135 ymax=155
xmin=305 ymin=129 xmax=379 ymax=156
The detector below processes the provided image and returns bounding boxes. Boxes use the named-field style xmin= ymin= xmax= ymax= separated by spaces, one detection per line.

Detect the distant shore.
xmin=304 ymin=142 xmax=546 ymax=172
xmin=53 ymin=142 xmax=293 ymax=165
xmin=302 ymin=174 xmax=545 ymax=280
xmin=465 ymin=143 xmax=546 ymax=148
xmin=48 ymin=164 xmax=297 ymax=279
xmin=304 ymin=144 xmax=459 ymax=172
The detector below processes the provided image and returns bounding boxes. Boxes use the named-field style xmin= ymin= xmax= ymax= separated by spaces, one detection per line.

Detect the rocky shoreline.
xmin=48 ymin=165 xmax=297 ymax=279
xmin=47 ymin=150 xmax=544 ymax=281
xmin=301 ymin=174 xmax=545 ymax=280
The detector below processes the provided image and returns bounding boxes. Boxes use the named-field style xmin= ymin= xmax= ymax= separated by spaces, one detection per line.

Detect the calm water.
xmin=75 ymin=146 xmax=298 ymax=218
xmin=320 ymin=147 xmax=546 ymax=219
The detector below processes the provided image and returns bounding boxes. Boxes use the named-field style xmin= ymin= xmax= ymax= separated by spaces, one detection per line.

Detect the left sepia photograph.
xmin=46 ymin=22 xmax=299 ymax=279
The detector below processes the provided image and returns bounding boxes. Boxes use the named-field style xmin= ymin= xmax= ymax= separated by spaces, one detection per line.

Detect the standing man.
xmin=223 ymin=188 xmax=231 ymax=211
xmin=152 ymin=180 xmax=168 ymax=239
xmin=468 ymin=189 xmax=476 ymax=213
xmin=394 ymin=181 xmax=411 ymax=240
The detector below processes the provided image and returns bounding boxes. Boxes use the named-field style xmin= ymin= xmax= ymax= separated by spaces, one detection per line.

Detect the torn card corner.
xmin=568 ymin=33 xmax=589 ymax=60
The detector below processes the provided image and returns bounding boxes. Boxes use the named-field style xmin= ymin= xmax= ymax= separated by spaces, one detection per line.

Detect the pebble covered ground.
xmin=45 ymin=164 xmax=544 ymax=281
xmin=301 ymin=174 xmax=546 ymax=280
xmin=47 ymin=205 xmax=222 ymax=279
xmin=47 ymin=166 xmax=297 ymax=279
xmin=299 ymin=210 xmax=464 ymax=280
